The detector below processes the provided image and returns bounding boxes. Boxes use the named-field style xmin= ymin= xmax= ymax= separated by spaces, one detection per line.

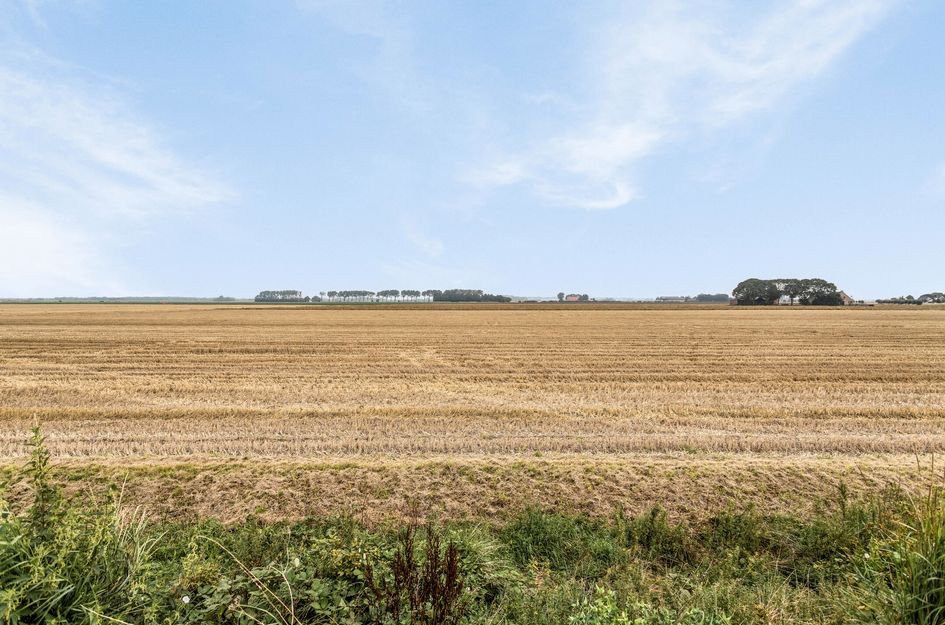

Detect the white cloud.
xmin=0 ymin=63 xmax=230 ymax=218
xmin=0 ymin=197 xmax=126 ymax=296
xmin=468 ymin=0 xmax=896 ymax=210
xmin=0 ymin=33 xmax=231 ymax=295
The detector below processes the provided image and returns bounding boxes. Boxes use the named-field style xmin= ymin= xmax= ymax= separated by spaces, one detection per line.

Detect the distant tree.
xmin=780 ymin=280 xmax=804 ymax=305
xmin=797 ymin=278 xmax=839 ymax=305
xmin=695 ymin=293 xmax=730 ymax=302
xmin=557 ymin=292 xmax=565 ymax=302
xmin=808 ymin=291 xmax=842 ymax=306
xmin=429 ymin=289 xmax=509 ymax=302
xmin=732 ymin=279 xmax=781 ymax=305
xmin=733 ymin=278 xmax=842 ymax=306
xmin=878 ymin=294 xmax=924 ymax=304
xmin=254 ymin=290 xmax=306 ymax=303
xmin=435 ymin=289 xmax=484 ymax=302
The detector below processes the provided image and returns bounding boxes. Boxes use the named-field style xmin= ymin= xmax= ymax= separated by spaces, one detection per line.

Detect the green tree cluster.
xmin=695 ymin=293 xmax=730 ymax=302
xmin=254 ymin=290 xmax=312 ymax=302
xmin=732 ymin=278 xmax=843 ymax=306
xmin=429 ymin=289 xmax=511 ymax=302
xmin=878 ymin=292 xmax=945 ymax=304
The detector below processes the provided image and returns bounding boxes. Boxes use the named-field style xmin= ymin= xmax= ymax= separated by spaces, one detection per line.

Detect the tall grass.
xmin=857 ymin=479 xmax=945 ymax=624
xmin=1 ymin=433 xmax=943 ymax=624
xmin=0 ymin=429 xmax=156 ymax=624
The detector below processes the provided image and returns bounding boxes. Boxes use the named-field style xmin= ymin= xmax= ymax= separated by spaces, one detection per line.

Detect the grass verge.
xmin=1 ymin=432 xmax=943 ymax=624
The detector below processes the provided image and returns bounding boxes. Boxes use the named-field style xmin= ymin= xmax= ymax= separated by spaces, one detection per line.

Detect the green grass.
xmin=1 ymin=433 xmax=943 ymax=624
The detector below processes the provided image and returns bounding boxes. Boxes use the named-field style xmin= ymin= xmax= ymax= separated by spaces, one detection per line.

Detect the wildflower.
xmin=182 ymin=595 xmax=191 ymax=604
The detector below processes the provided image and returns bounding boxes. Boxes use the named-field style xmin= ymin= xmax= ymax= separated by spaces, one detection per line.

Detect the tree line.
xmin=732 ymin=278 xmax=844 ymax=306
xmin=877 ymin=292 xmax=945 ymax=305
xmin=255 ymin=289 xmax=511 ymax=303
xmin=254 ymin=290 xmax=315 ymax=303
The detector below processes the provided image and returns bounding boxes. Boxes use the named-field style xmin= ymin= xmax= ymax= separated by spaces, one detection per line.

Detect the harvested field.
xmin=1 ymin=303 xmax=943 ymax=520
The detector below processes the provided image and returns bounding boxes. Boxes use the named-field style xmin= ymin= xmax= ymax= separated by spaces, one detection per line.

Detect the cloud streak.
xmin=0 ymin=25 xmax=231 ymax=295
xmin=468 ymin=0 xmax=896 ymax=210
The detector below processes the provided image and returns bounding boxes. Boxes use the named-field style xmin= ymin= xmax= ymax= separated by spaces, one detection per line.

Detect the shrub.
xmin=856 ymin=483 xmax=945 ymax=624
xmin=0 ymin=429 xmax=156 ymax=624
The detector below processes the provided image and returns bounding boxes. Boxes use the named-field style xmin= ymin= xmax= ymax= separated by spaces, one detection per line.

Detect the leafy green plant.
xmin=0 ymin=428 xmax=156 ymax=625
xmin=856 ymin=481 xmax=945 ymax=624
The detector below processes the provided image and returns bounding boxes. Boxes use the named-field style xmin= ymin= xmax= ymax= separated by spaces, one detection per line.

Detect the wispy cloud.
xmin=295 ymin=0 xmax=430 ymax=113
xmin=0 ymin=13 xmax=231 ymax=295
xmin=468 ymin=0 xmax=896 ymax=210
xmin=0 ymin=60 xmax=230 ymax=218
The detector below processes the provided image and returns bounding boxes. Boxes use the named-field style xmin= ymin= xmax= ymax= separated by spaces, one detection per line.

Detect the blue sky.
xmin=1 ymin=0 xmax=942 ymax=299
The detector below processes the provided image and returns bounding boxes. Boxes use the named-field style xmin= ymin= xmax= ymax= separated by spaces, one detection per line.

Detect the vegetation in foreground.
xmin=2 ymin=432 xmax=945 ymax=624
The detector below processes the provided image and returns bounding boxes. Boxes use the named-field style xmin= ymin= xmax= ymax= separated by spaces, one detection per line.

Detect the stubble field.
xmin=1 ymin=303 xmax=943 ymax=522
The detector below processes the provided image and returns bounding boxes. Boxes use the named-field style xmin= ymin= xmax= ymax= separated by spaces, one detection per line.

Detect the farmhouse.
xmin=839 ymin=291 xmax=855 ymax=306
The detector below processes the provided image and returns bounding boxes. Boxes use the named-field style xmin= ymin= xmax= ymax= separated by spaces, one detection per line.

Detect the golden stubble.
xmin=0 ymin=303 xmax=943 ymax=520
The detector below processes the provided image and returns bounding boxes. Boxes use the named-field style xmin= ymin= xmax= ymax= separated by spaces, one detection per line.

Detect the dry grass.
xmin=1 ymin=303 xmax=943 ymax=519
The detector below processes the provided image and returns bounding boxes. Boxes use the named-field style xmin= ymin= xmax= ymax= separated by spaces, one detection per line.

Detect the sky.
xmin=1 ymin=0 xmax=943 ymax=299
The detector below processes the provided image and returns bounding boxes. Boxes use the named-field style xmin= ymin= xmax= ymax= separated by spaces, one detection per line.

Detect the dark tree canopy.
xmin=878 ymin=292 xmax=944 ymax=304
xmin=254 ymin=290 xmax=307 ymax=303
xmin=314 ymin=288 xmax=511 ymax=303
xmin=432 ymin=289 xmax=511 ymax=303
xmin=732 ymin=278 xmax=843 ymax=306
xmin=695 ymin=293 xmax=730 ymax=302
xmin=732 ymin=279 xmax=781 ymax=305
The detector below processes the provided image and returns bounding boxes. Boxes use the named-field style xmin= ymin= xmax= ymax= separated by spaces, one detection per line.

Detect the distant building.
xmin=564 ymin=295 xmax=581 ymax=302
xmin=838 ymin=291 xmax=855 ymax=306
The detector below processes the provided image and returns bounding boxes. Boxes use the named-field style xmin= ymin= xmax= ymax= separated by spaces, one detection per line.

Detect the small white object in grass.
xmin=293 ymin=557 xmax=301 ymax=567
xmin=182 ymin=595 xmax=190 ymax=604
